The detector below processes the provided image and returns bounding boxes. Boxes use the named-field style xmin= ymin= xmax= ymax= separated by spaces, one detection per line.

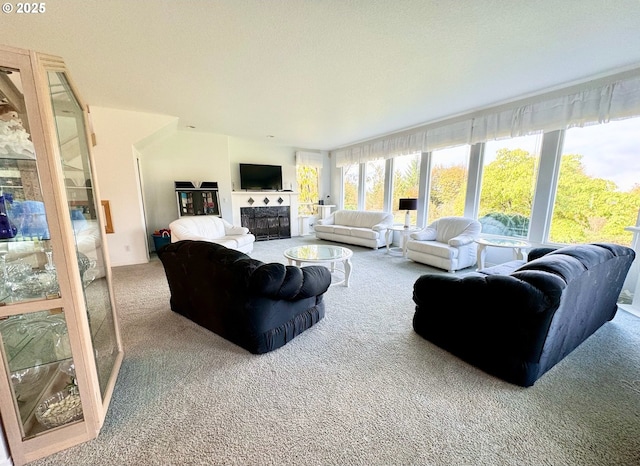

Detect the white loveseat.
xmin=314 ymin=210 xmax=394 ymax=249
xmin=169 ymin=216 xmax=256 ymax=254
xmin=405 ymin=216 xmax=481 ymax=272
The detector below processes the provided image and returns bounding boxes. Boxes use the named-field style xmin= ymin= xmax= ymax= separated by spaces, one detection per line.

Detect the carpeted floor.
xmin=29 ymin=236 xmax=640 ymax=465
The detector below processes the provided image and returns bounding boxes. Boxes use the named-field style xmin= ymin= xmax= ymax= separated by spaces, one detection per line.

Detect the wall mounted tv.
xmin=239 ymin=163 xmax=283 ymax=191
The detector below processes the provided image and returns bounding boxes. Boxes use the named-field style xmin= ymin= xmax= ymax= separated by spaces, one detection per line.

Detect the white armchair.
xmin=405 ymin=216 xmax=481 ymax=272
xmin=169 ymin=216 xmax=255 ymax=254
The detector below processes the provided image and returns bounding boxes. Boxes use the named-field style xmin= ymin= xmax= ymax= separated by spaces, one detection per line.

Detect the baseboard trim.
xmin=619 ymin=303 xmax=640 ymax=318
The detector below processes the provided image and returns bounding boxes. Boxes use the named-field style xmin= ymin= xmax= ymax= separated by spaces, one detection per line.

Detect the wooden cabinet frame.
xmin=0 ymin=44 xmax=123 ymax=466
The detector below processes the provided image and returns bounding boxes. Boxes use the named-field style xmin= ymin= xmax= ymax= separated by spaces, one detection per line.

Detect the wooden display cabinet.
xmin=0 ymin=45 xmax=123 ymax=465
xmin=175 ymin=181 xmax=220 ymax=217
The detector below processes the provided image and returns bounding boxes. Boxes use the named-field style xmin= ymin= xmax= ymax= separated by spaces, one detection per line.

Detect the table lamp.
xmin=398 ymin=198 xmax=418 ymax=228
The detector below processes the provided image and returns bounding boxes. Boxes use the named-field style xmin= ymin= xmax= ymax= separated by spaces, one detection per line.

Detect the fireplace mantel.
xmin=231 ymin=191 xmax=300 ymax=237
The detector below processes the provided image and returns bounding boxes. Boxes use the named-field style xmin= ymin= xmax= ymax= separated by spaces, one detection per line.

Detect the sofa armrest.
xmin=372 ymin=222 xmax=390 ymax=232
xmin=316 ymin=214 xmax=335 ymax=226
xmin=448 ymin=234 xmax=476 ymax=247
xmin=225 ymin=225 xmax=250 ymax=235
xmin=412 ymin=272 xmax=566 ymax=375
xmin=410 ymin=228 xmax=437 ymax=241
xmin=248 ymin=263 xmax=331 ymax=299
xmin=171 ymin=233 xmax=212 ymax=242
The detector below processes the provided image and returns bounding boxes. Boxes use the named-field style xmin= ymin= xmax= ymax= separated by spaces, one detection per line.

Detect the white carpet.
xmin=28 ymin=236 xmax=640 ymax=466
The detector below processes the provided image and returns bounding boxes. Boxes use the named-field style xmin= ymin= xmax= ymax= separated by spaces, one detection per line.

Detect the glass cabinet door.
xmin=46 ymin=71 xmax=119 ymax=397
xmin=0 ymin=64 xmax=80 ymax=438
xmin=0 ymin=68 xmax=57 ymax=304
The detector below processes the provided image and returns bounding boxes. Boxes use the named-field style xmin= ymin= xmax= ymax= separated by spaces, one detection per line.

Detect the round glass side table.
xmin=474 ymin=237 xmax=531 ymax=269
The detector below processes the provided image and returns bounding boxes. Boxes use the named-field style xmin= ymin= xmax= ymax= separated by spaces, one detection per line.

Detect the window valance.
xmin=333 ymin=69 xmax=640 ymax=167
xmin=295 ymin=151 xmax=324 ymax=168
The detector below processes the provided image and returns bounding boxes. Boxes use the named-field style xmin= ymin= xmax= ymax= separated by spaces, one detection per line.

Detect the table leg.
xmin=385 ymin=229 xmax=393 ymax=253
xmin=477 ymin=244 xmax=488 ymax=270
xmin=343 ymin=258 xmax=352 ymax=287
xmin=514 ymin=247 xmax=524 ymax=260
xmin=401 ymin=230 xmax=410 ymax=256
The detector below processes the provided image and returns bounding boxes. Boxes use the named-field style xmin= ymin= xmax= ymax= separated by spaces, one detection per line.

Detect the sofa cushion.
xmin=350 ymin=227 xmax=379 ymax=240
xmin=313 ymin=224 xmax=334 ymax=234
xmin=408 ymin=240 xmax=459 ymax=260
xmin=332 ymin=225 xmax=353 ymax=236
xmin=334 ymin=210 xmax=389 ymax=229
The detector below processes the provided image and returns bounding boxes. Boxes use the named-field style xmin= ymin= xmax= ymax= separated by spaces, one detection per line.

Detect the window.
xmin=364 ymin=159 xmax=385 ymax=211
xmin=296 ymin=165 xmax=319 ymax=216
xmin=549 ymin=119 xmax=640 ymax=245
xmin=478 ymin=134 xmax=542 ymax=238
xmin=342 ymin=163 xmax=359 ymax=210
xmin=391 ymin=153 xmax=421 ymax=224
xmin=427 ymin=145 xmax=470 ymax=225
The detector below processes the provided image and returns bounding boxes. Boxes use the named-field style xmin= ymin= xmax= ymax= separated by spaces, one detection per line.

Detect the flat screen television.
xmin=239 ymin=163 xmax=283 ymax=191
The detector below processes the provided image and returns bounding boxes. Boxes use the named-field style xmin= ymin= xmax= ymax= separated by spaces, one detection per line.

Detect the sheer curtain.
xmin=333 ymin=70 xmax=640 ymax=167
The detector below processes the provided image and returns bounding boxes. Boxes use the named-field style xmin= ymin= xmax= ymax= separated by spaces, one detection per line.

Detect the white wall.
xmin=140 ymin=130 xmax=231 ymax=240
xmin=90 ymin=106 xmax=178 ymax=266
xmin=0 ymin=422 xmax=11 ymax=466
xmin=228 ymin=137 xmax=297 ymax=192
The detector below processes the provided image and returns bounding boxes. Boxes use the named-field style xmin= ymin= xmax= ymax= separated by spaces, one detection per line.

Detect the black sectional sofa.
xmin=158 ymin=240 xmax=332 ymax=354
xmin=412 ymin=243 xmax=635 ymax=387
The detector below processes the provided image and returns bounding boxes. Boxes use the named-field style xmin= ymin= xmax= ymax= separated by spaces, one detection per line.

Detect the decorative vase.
xmin=0 ymin=194 xmax=17 ymax=239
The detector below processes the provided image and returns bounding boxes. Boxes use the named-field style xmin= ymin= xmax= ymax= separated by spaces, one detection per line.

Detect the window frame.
xmin=338 ymin=116 xmax=640 ymax=247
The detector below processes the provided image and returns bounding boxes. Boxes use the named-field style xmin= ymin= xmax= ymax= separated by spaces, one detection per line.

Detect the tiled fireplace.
xmin=231 ymin=192 xmax=300 ymax=239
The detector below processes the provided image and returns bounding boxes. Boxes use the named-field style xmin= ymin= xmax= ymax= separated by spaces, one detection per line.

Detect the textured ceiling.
xmin=2 ymin=0 xmax=640 ymax=150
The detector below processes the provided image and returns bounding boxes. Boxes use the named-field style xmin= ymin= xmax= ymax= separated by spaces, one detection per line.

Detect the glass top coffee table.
xmin=474 ymin=237 xmax=531 ymax=269
xmin=283 ymin=244 xmax=353 ymax=287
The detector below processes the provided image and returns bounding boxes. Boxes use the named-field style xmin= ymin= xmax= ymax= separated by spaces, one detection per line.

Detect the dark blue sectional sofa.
xmin=412 ymin=243 xmax=635 ymax=386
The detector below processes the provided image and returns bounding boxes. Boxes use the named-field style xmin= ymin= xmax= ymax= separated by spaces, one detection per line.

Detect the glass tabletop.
xmin=284 ymin=245 xmax=353 ymax=262
xmin=475 ymin=238 xmax=531 ymax=248
xmin=388 ymin=225 xmax=422 ymax=232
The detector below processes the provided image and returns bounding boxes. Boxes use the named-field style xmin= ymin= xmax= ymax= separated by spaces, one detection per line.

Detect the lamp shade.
xmin=398 ymin=198 xmax=418 ymax=211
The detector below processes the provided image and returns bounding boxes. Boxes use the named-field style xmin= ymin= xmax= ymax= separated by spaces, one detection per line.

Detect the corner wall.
xmin=139 ymin=130 xmax=232 ymax=241
xmin=90 ymin=106 xmax=178 ymax=266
